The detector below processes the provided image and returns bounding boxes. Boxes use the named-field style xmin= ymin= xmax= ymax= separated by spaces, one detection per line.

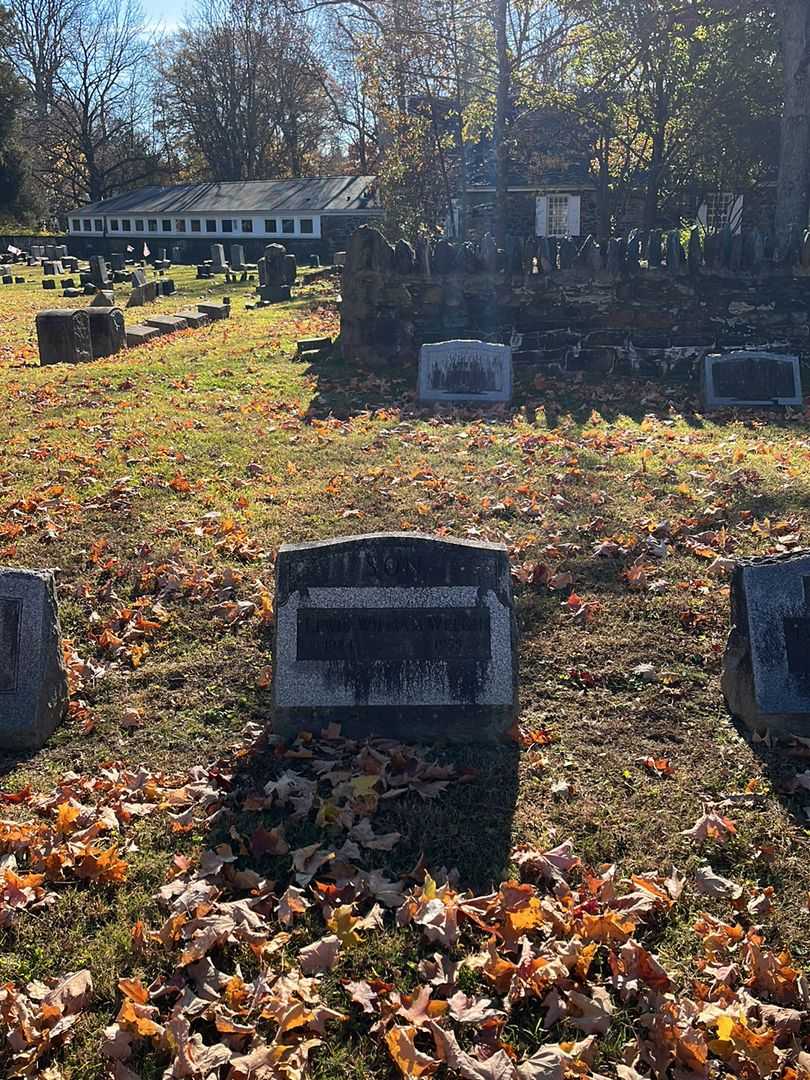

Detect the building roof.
xmin=76 ymin=176 xmax=382 ymax=217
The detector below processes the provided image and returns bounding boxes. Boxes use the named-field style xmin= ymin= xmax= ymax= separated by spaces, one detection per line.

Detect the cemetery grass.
xmin=0 ymin=269 xmax=809 ymax=1075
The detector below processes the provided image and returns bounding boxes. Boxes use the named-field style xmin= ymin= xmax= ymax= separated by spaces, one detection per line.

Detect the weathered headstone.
xmin=89 ymin=255 xmax=110 ymax=288
xmin=723 ymin=552 xmax=810 ymax=734
xmin=130 ymin=268 xmax=147 ymax=288
xmin=171 ymin=246 xmax=182 ymax=264
xmin=87 ymin=307 xmax=126 ymax=358
xmin=417 ymin=340 xmax=513 ymax=405
xmin=272 ymin=533 xmax=518 ymax=742
xmin=230 ymin=244 xmax=246 ymax=270
xmin=91 ymin=289 xmax=115 ymax=307
xmin=211 ymin=244 xmax=228 ymax=272
xmin=333 ymin=251 xmax=347 ymax=267
xmin=110 ymin=253 xmax=126 ymax=271
xmin=703 ymin=351 xmax=802 ymax=408
xmin=0 ymin=569 xmax=68 ymax=750
xmin=36 ymin=309 xmax=92 ymax=364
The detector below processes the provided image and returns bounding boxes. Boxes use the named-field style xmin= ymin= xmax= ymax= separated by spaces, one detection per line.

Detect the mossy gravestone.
xmin=272 ymin=534 xmax=518 ymax=742
xmin=723 ymin=552 xmax=810 ymax=735
xmin=0 ymin=569 xmax=68 ymax=750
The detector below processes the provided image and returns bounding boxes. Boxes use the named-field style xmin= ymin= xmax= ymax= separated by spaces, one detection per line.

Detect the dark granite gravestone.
xmin=110 ymin=253 xmax=126 ymax=271
xmin=703 ymin=351 xmax=802 ymax=408
xmin=130 ymin=268 xmax=147 ymax=288
xmin=272 ymin=533 xmax=518 ymax=742
xmin=36 ymin=309 xmax=92 ymax=364
xmin=171 ymin=246 xmax=182 ymax=264
xmin=230 ymin=244 xmax=246 ymax=270
xmin=211 ymin=244 xmax=228 ymax=272
xmin=86 ymin=307 xmax=126 ymax=358
xmin=0 ymin=568 xmax=69 ymax=750
xmin=722 ymin=552 xmax=810 ymax=735
xmin=89 ymin=255 xmax=110 ymax=288
xmin=417 ymin=340 xmax=513 ymax=405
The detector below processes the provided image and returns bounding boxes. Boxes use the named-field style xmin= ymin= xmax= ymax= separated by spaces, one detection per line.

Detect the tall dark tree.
xmin=775 ymin=0 xmax=810 ymax=241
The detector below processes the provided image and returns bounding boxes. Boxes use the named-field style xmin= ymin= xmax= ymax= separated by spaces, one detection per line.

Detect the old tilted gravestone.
xmin=723 ymin=551 xmax=810 ymax=735
xmin=272 ymin=533 xmax=518 ymax=742
xmin=417 ymin=340 xmax=513 ymax=405
xmin=130 ymin=268 xmax=147 ymax=288
xmin=89 ymin=255 xmax=110 ymax=289
xmin=36 ymin=309 xmax=93 ymax=364
xmin=0 ymin=569 xmax=69 ymax=750
xmin=703 ymin=351 xmax=802 ymax=408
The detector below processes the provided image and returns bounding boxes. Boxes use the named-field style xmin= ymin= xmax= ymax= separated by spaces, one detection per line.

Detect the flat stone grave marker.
xmin=272 ymin=532 xmax=518 ymax=742
xmin=0 ymin=568 xmax=68 ymax=750
xmin=703 ymin=351 xmax=802 ymax=408
xmin=418 ymin=339 xmax=513 ymax=404
xmin=723 ymin=551 xmax=810 ymax=735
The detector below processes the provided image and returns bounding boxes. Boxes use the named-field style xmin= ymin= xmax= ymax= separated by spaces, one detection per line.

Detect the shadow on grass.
xmin=202 ymin=725 xmax=520 ymax=895
xmin=301 ymin=352 xmax=810 ymax=433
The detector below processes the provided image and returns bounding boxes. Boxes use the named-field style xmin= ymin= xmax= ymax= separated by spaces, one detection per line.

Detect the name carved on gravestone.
xmin=272 ymin=533 xmax=518 ymax=742
xmin=417 ymin=340 xmax=513 ymax=404
xmin=723 ymin=551 xmax=810 ymax=734
xmin=0 ymin=597 xmax=22 ymax=693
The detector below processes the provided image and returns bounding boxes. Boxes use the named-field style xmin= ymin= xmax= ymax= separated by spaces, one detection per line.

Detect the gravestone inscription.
xmin=723 ymin=551 xmax=810 ymax=735
xmin=272 ymin=533 xmax=518 ymax=742
xmin=0 ymin=569 xmax=68 ymax=750
xmin=417 ymin=340 xmax=513 ymax=405
xmin=703 ymin=351 xmax=802 ymax=408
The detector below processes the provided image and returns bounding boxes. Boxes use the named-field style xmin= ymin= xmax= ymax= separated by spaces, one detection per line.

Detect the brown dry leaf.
xmin=386 ymin=1024 xmax=439 ymax=1078
xmin=694 ymin=865 xmax=744 ymax=901
xmin=683 ymin=810 xmax=736 ymax=844
xmin=299 ymin=934 xmax=340 ymax=975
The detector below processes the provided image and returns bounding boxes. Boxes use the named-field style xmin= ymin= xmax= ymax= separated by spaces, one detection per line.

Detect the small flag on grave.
xmin=143 ymin=243 xmax=150 ymax=258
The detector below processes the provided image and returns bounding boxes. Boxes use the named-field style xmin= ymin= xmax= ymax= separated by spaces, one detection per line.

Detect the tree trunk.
xmin=596 ymin=129 xmax=611 ymax=241
xmin=494 ymin=0 xmax=509 ymax=248
xmin=775 ymin=0 xmax=810 ymax=242
xmin=643 ymin=77 xmax=667 ymax=229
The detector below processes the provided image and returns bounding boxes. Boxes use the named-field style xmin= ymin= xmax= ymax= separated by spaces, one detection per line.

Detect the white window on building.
xmin=536 ymin=193 xmax=581 ymax=237
xmin=698 ymin=192 xmax=743 ymax=234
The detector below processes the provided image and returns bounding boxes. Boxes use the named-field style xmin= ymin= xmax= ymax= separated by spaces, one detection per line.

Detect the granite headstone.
xmin=703 ymin=352 xmax=802 ymax=408
xmin=417 ymin=340 xmax=513 ymax=405
xmin=272 ymin=533 xmax=518 ymax=742
xmin=36 ymin=309 xmax=93 ymax=364
xmin=0 ymin=568 xmax=68 ymax=750
xmin=723 ymin=552 xmax=810 ymax=735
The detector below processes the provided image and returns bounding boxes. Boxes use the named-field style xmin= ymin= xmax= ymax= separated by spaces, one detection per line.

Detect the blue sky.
xmin=141 ymin=0 xmax=185 ymax=32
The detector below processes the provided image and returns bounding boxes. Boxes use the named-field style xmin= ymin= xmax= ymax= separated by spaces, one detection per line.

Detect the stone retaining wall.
xmin=339 ymin=225 xmax=810 ymax=376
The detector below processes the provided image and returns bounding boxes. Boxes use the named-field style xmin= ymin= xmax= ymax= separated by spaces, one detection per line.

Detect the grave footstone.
xmin=42 ymin=279 xmax=56 ymax=290
xmin=703 ymin=351 xmax=802 ymax=408
xmin=0 ymin=568 xmax=68 ymax=750
xmin=723 ymin=551 xmax=810 ymax=735
xmin=125 ymin=324 xmax=160 ymax=347
xmin=272 ymin=533 xmax=518 ymax=742
xmin=417 ymin=340 xmax=513 ymax=405
xmin=36 ymin=309 xmax=92 ymax=364
xmin=144 ymin=314 xmax=189 ymax=334
xmin=197 ymin=301 xmax=230 ymax=321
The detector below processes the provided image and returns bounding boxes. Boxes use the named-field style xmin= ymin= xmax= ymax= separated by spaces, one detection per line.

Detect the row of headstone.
xmin=6 ymin=525 xmax=810 ymax=751
xmin=349 ymin=223 xmax=810 ymax=280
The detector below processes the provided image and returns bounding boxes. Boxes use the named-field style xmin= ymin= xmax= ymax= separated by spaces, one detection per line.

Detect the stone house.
xmin=66 ymin=176 xmax=383 ymax=261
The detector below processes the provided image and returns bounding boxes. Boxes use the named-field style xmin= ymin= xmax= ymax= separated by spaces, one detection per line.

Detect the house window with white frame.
xmin=705 ymin=192 xmax=736 ymax=232
xmin=547 ymin=195 xmax=570 ymax=237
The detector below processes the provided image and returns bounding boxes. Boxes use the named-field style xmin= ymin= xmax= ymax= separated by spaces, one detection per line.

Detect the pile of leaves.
xmin=2 ymin=727 xmax=807 ymax=1079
